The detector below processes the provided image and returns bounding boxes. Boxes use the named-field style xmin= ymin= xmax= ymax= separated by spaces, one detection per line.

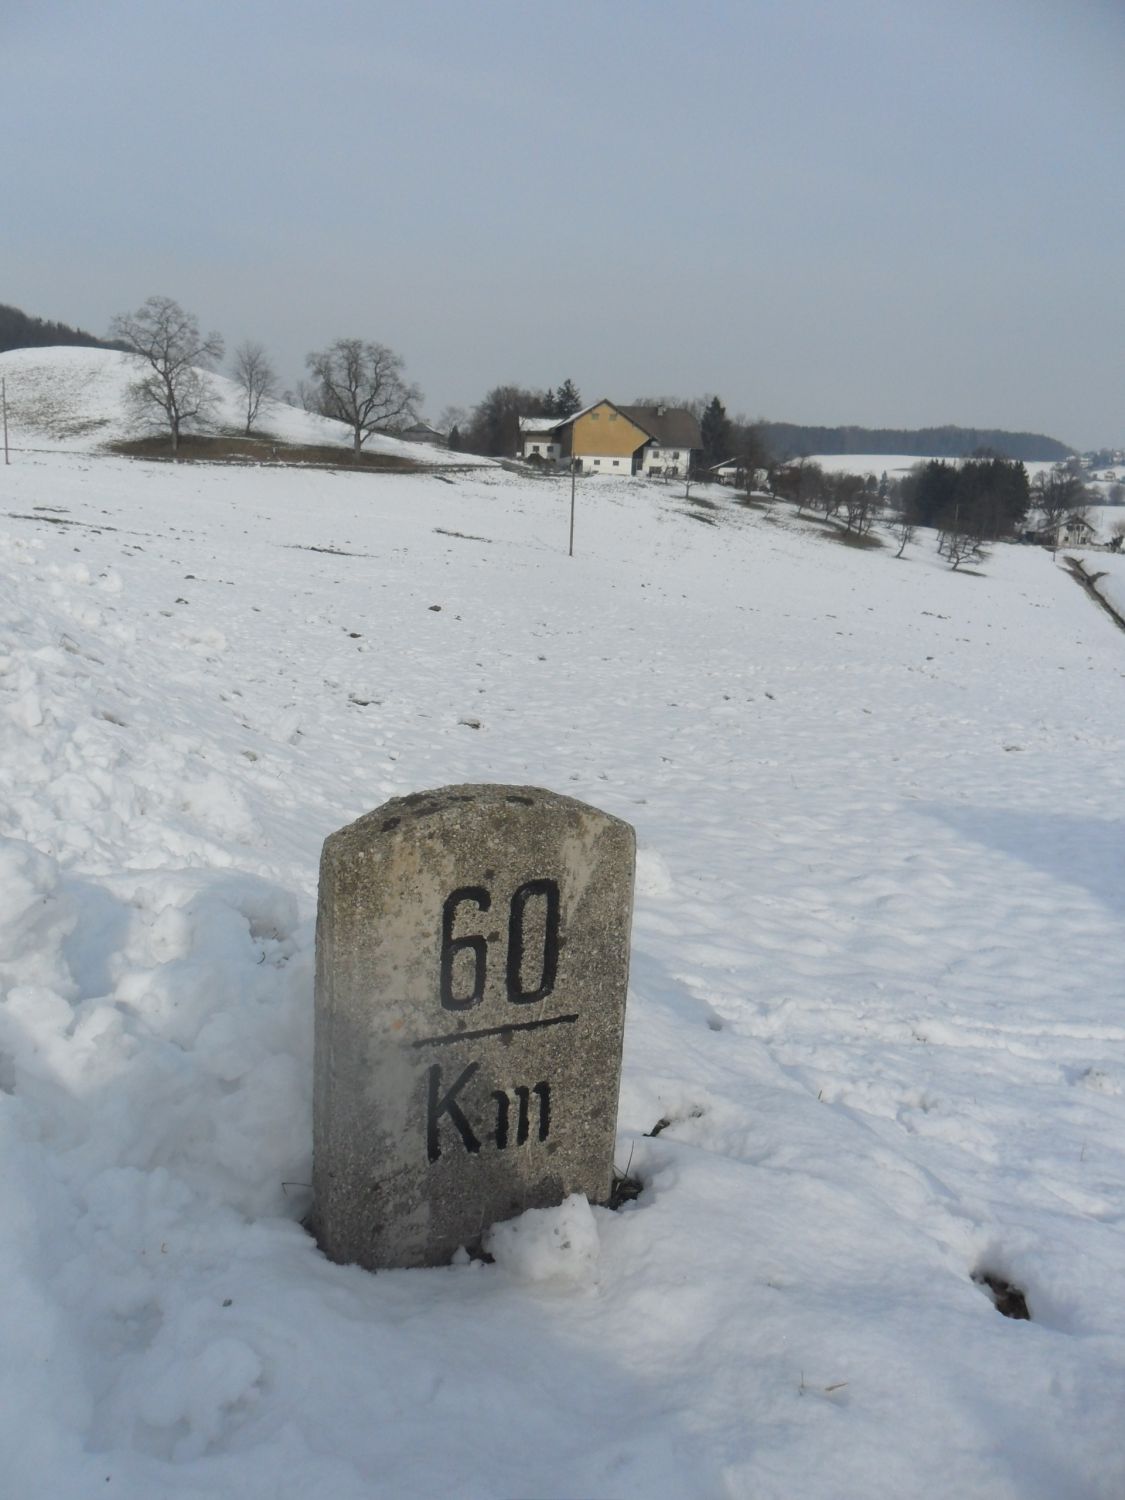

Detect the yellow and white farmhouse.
xmin=520 ymin=400 xmax=701 ymax=478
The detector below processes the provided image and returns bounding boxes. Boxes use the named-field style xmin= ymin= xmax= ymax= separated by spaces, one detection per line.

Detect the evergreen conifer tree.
xmin=700 ymin=396 xmax=732 ymax=470
xmin=554 ymin=379 xmax=582 ymax=417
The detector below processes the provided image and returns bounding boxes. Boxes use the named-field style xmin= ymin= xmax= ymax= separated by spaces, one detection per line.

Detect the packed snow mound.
xmin=1 ymin=451 xmax=1125 ymax=1497
xmin=0 ymin=345 xmax=487 ymax=465
xmin=484 ymin=1194 xmax=602 ymax=1284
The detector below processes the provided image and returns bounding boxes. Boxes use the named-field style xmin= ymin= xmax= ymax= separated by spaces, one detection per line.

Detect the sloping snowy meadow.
xmin=2 ymin=353 xmax=1124 ymax=1498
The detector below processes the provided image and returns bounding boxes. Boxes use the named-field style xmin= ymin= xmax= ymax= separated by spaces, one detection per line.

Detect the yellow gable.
xmin=570 ymin=402 xmax=649 ymax=458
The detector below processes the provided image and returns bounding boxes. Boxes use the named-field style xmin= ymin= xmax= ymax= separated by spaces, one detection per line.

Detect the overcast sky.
xmin=5 ymin=0 xmax=1123 ymax=447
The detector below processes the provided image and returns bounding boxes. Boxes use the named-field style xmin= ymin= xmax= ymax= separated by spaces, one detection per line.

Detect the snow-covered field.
xmin=3 ymin=353 xmax=1125 ymax=1498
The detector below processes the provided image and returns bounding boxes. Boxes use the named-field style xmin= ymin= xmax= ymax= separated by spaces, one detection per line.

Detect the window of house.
xmin=609 ymin=412 xmax=617 ymax=422
xmin=532 ymin=444 xmax=540 ymax=453
xmin=672 ymin=451 xmax=680 ymax=459
xmin=612 ymin=460 xmax=619 ymax=467
xmin=590 ymin=412 xmax=600 ymax=420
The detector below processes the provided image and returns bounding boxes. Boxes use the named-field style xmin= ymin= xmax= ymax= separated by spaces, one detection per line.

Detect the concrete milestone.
xmin=313 ymin=784 xmax=636 ymax=1270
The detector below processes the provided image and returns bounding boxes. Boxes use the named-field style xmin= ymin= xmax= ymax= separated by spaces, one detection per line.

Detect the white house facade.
xmin=519 ymin=415 xmax=565 ymax=464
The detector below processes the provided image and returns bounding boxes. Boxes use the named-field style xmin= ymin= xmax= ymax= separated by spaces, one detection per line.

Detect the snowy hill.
xmin=0 ymin=346 xmax=488 ymax=466
xmin=2 ymin=417 xmax=1124 ymax=1496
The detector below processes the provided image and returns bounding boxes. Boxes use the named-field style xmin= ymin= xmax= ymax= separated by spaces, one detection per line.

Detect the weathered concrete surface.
xmin=313 ymin=784 xmax=635 ymax=1270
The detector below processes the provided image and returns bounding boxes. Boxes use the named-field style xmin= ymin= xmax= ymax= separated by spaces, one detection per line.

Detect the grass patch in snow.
xmin=814 ymin=524 xmax=885 ymax=550
xmin=107 ymin=432 xmax=427 ymax=472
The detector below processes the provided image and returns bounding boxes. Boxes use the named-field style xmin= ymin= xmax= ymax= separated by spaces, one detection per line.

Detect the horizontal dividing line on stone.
xmin=411 ymin=1014 xmax=579 ymax=1049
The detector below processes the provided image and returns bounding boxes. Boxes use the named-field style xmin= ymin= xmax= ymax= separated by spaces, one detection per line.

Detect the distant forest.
xmin=758 ymin=422 xmax=1073 ymax=463
xmin=0 ymin=301 xmax=127 ymax=356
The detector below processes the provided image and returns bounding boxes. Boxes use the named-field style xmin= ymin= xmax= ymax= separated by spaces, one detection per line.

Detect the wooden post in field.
xmin=2 ymin=378 xmax=8 ymax=465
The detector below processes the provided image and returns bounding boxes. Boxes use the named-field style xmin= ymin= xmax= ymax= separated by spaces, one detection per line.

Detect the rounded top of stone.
xmin=328 ymin=784 xmax=632 ymax=849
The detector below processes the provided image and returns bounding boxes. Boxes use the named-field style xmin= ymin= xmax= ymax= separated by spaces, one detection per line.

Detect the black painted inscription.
xmin=506 ymin=879 xmax=560 ymax=1004
xmin=439 ymin=887 xmax=491 ymax=1010
xmin=533 ymin=1080 xmax=550 ymax=1140
xmin=438 ymin=879 xmax=561 ymax=1012
xmin=492 ymin=1080 xmax=551 ymax=1149
xmin=426 ymin=1062 xmax=481 ymax=1162
xmin=429 ymin=1067 xmax=552 ymax=1161
xmin=492 ymin=1089 xmax=511 ymax=1149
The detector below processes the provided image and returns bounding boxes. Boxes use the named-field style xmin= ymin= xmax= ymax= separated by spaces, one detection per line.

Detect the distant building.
xmin=1056 ymin=513 xmax=1098 ymax=547
xmin=398 ymin=420 xmax=447 ymax=447
xmin=1025 ymin=512 xmax=1098 ymax=548
xmin=709 ymin=458 xmax=767 ymax=488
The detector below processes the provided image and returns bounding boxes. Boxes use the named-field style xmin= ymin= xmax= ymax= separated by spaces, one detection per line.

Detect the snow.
xmin=1078 ymin=551 xmax=1125 ymax=619
xmin=0 ymin=346 xmax=489 ymax=467
xmin=1083 ymin=506 xmax=1125 ymax=544
xmin=484 ymin=1194 xmax=602 ymax=1284
xmin=2 ymin=353 xmax=1125 ymax=1497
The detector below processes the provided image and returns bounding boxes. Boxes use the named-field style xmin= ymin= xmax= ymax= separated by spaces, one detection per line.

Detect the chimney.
xmin=657 ymin=404 xmax=665 ymax=417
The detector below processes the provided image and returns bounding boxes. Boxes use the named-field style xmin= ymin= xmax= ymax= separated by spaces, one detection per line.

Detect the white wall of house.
xmin=522 ymin=439 xmax=562 ymax=462
xmin=1059 ymin=519 xmax=1096 ymax=545
xmin=573 ymin=452 xmax=634 ymax=474
xmin=640 ymin=444 xmax=691 ymax=478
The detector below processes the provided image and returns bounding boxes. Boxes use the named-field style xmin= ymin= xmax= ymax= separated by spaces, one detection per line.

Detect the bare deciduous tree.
xmin=945 ymin=528 xmax=985 ymax=570
xmin=838 ymin=473 xmax=880 ymax=534
xmin=771 ymin=458 xmax=824 ymax=515
xmin=893 ymin=517 xmax=917 ymax=558
xmin=305 ymin=339 xmax=420 ymax=455
xmin=436 ymin=404 xmax=469 ymax=437
xmin=893 ymin=492 xmax=919 ymax=557
xmin=231 ymin=341 xmax=277 ymax=435
xmin=939 ymin=503 xmax=987 ymax=570
xmin=109 ymin=296 xmax=223 ymax=457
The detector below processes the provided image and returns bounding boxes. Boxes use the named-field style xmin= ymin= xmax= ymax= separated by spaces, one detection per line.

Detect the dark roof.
xmin=617 ymin=404 xmax=701 ymax=449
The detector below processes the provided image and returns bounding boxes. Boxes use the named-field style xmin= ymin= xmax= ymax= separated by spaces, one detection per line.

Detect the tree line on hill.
xmin=756 ymin=421 xmax=1071 ymax=464
xmin=0 ymin=301 xmax=130 ymax=356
